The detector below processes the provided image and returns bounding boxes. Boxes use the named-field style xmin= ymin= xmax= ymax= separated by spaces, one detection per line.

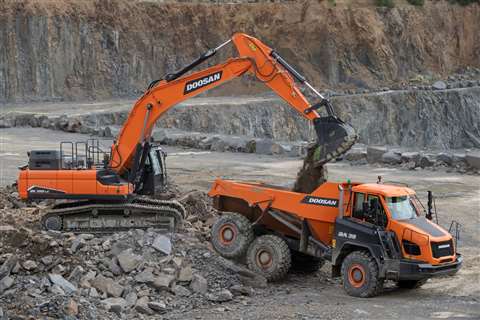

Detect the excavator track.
xmin=41 ymin=198 xmax=186 ymax=234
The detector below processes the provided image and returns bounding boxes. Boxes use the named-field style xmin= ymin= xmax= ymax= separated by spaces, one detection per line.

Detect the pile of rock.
xmin=0 ymin=187 xmax=265 ymax=319
xmin=343 ymin=144 xmax=480 ymax=173
xmin=0 ymin=226 xmax=264 ymax=319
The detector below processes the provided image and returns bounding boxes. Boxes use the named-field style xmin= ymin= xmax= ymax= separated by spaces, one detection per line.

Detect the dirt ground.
xmin=0 ymin=127 xmax=479 ymax=319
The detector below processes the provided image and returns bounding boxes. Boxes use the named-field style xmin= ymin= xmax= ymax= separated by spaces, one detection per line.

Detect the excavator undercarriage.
xmin=42 ymin=197 xmax=186 ymax=234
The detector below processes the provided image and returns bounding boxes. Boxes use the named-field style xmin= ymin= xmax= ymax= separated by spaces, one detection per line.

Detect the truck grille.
xmin=431 ymin=240 xmax=454 ymax=258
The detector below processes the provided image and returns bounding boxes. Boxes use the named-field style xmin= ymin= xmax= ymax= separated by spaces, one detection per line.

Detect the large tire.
xmin=397 ymin=279 xmax=428 ymax=289
xmin=246 ymin=234 xmax=291 ymax=282
xmin=341 ymin=251 xmax=383 ymax=298
xmin=211 ymin=213 xmax=254 ymax=259
xmin=290 ymin=251 xmax=325 ymax=274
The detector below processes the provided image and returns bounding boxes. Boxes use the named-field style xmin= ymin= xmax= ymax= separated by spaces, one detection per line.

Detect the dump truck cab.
xmin=332 ymin=182 xmax=462 ymax=294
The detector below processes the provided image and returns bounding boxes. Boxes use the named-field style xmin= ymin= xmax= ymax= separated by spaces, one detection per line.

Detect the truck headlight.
xmin=402 ymin=240 xmax=421 ymax=255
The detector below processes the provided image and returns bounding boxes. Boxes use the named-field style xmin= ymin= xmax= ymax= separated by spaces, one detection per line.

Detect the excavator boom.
xmin=111 ymin=33 xmax=357 ymax=179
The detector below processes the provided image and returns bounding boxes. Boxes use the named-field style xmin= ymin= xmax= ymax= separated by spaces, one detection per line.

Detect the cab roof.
xmin=352 ymin=183 xmax=415 ymax=197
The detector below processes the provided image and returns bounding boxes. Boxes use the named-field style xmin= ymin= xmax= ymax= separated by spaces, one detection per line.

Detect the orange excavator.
xmin=17 ymin=33 xmax=356 ymax=233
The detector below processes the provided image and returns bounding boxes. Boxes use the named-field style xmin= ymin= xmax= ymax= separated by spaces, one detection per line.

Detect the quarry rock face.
xmin=0 ymin=1 xmax=479 ymax=103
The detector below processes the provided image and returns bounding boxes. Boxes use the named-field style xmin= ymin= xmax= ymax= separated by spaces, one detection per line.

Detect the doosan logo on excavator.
xmin=184 ymin=71 xmax=223 ymax=94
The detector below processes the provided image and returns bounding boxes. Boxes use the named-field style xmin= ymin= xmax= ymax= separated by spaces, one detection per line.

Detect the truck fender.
xmin=331 ymin=241 xmax=384 ymax=278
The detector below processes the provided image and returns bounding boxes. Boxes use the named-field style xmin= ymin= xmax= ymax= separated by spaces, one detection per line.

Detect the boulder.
xmin=419 ymin=154 xmax=435 ymax=168
xmin=436 ymin=153 xmax=453 ymax=166
xmin=367 ymin=146 xmax=387 ymax=163
xmin=345 ymin=149 xmax=367 ymax=161
xmin=466 ymin=151 xmax=480 ymax=169
xmin=381 ymin=151 xmax=402 ymax=164
xmin=401 ymin=152 xmax=420 ymax=164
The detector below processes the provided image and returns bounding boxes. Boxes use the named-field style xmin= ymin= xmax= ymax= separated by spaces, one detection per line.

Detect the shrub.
xmin=454 ymin=0 xmax=480 ymax=5
xmin=376 ymin=0 xmax=395 ymax=7
xmin=407 ymin=0 xmax=424 ymax=5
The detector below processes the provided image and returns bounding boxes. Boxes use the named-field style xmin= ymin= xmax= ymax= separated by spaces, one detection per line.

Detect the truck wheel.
xmin=246 ymin=234 xmax=291 ymax=281
xmin=397 ymin=279 xmax=428 ymax=289
xmin=341 ymin=251 xmax=383 ymax=297
xmin=211 ymin=212 xmax=253 ymax=259
xmin=290 ymin=251 xmax=325 ymax=274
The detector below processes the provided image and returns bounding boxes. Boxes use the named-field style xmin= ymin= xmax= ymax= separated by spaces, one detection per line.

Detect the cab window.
xmin=353 ymin=193 xmax=365 ymax=219
xmin=367 ymin=195 xmax=388 ymax=227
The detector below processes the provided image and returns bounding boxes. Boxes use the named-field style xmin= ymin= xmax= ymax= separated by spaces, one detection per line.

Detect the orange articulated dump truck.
xmin=208 ymin=179 xmax=462 ymax=297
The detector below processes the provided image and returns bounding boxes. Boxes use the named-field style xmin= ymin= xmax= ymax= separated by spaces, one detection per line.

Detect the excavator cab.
xmin=135 ymin=145 xmax=168 ymax=195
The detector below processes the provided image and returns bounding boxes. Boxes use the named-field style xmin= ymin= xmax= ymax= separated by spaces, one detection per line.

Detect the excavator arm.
xmin=110 ymin=33 xmax=356 ymax=182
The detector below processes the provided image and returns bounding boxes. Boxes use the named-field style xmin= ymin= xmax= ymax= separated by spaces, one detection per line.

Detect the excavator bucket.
xmin=312 ymin=116 xmax=357 ymax=165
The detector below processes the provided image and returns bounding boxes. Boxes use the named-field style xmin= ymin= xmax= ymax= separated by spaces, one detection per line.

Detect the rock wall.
xmin=0 ymin=0 xmax=479 ymax=102
xmin=1 ymin=86 xmax=479 ymax=149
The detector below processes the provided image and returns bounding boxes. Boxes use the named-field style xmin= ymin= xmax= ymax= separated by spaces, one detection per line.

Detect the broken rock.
xmin=135 ymin=296 xmax=154 ymax=315
xmin=177 ymin=264 xmax=193 ymax=282
xmin=0 ymin=255 xmax=18 ymax=278
xmin=172 ymin=284 xmax=191 ymax=297
xmin=148 ymin=301 xmax=167 ymax=313
xmin=190 ymin=274 xmax=208 ymax=294
xmin=152 ymin=234 xmax=172 ymax=255
xmin=48 ymin=274 xmax=77 ymax=294
xmin=22 ymin=260 xmax=38 ymax=271
xmin=135 ymin=269 xmax=155 ymax=284
xmin=152 ymin=274 xmax=175 ymax=290
xmin=91 ymin=275 xmax=124 ymax=298
xmin=65 ymin=299 xmax=79 ymax=317
xmin=116 ymin=249 xmax=142 ymax=273
xmin=102 ymin=297 xmax=127 ymax=314
xmin=0 ymin=276 xmax=14 ymax=294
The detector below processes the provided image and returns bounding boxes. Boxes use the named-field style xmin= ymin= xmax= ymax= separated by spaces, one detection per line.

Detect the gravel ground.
xmin=0 ymin=127 xmax=478 ymax=319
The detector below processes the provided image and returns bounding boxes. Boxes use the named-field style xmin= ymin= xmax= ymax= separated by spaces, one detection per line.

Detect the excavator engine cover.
xmin=313 ymin=116 xmax=357 ymax=164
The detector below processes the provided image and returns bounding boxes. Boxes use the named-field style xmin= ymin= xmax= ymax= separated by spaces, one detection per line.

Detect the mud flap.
xmin=313 ymin=116 xmax=357 ymax=164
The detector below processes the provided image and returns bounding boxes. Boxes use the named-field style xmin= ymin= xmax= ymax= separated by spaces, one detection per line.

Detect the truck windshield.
xmin=385 ymin=195 xmax=418 ymax=220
